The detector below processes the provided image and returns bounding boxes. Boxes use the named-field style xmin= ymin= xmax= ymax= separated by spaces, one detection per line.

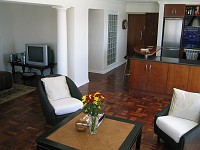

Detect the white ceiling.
xmin=115 ymin=0 xmax=200 ymax=3
xmin=122 ymin=0 xmax=157 ymax=2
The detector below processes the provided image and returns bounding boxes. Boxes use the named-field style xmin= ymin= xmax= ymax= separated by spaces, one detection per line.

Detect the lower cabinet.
xmin=146 ymin=61 xmax=168 ymax=93
xmin=166 ymin=64 xmax=190 ymax=94
xmin=130 ymin=60 xmax=148 ymax=91
xmin=130 ymin=59 xmax=200 ymax=95
xmin=130 ymin=60 xmax=168 ymax=93
xmin=187 ymin=66 xmax=200 ymax=92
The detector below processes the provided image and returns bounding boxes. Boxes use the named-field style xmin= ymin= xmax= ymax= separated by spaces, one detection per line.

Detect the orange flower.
xmin=82 ymin=92 xmax=105 ymax=116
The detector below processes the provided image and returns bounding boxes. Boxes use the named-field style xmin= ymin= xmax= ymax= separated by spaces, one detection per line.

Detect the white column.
xmin=156 ymin=2 xmax=165 ymax=56
xmin=54 ymin=6 xmax=68 ymax=75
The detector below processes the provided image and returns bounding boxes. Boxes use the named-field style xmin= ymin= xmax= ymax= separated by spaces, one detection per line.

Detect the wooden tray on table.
xmin=134 ymin=46 xmax=161 ymax=57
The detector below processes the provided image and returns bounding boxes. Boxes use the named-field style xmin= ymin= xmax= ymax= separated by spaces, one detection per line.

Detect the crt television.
xmin=25 ymin=44 xmax=54 ymax=66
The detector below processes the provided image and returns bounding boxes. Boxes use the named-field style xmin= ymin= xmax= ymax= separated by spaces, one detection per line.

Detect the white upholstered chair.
xmin=37 ymin=74 xmax=83 ymax=125
xmin=154 ymin=88 xmax=200 ymax=150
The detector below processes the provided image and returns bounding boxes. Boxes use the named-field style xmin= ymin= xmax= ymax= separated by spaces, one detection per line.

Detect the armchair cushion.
xmin=168 ymin=88 xmax=200 ymax=123
xmin=156 ymin=116 xmax=198 ymax=143
xmin=50 ymin=97 xmax=83 ymax=115
xmin=41 ymin=76 xmax=71 ymax=101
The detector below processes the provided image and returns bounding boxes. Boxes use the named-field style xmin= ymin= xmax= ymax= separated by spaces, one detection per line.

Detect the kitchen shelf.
xmin=185 ymin=5 xmax=200 ymax=16
xmin=185 ymin=15 xmax=200 ymax=16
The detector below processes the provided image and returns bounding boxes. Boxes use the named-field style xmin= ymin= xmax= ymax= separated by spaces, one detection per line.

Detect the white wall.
xmin=0 ymin=0 xmax=127 ymax=87
xmin=112 ymin=10 xmax=127 ymax=73
xmin=89 ymin=9 xmax=127 ymax=74
xmin=66 ymin=0 xmax=127 ymax=84
xmin=67 ymin=7 xmax=75 ymax=79
xmin=86 ymin=0 xmax=127 ymax=74
xmin=11 ymin=4 xmax=57 ymax=53
xmin=1 ymin=3 xmax=57 ymax=74
xmin=1 ymin=0 xmax=65 ymax=6
xmin=88 ymin=9 xmax=104 ymax=73
xmin=126 ymin=2 xmax=159 ymax=13
xmin=65 ymin=4 xmax=90 ymax=86
xmin=0 ymin=3 xmax=15 ymax=71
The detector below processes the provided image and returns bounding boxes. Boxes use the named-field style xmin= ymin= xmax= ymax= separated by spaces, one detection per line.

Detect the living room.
xmin=0 ymin=0 xmax=129 ymax=87
xmin=1 ymin=0 xmax=199 ymax=86
xmin=1 ymin=0 xmax=200 ymax=149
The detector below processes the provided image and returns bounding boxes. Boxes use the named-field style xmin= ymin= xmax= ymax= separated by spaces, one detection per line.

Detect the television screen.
xmin=26 ymin=44 xmax=54 ymax=66
xmin=28 ymin=46 xmax=44 ymax=62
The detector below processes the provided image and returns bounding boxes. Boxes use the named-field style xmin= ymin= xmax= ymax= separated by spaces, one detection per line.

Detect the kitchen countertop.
xmin=129 ymin=55 xmax=200 ymax=66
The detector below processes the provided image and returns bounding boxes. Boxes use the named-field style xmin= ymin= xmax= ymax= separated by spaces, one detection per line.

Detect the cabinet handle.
xmin=140 ymin=30 xmax=143 ymax=40
xmin=145 ymin=64 xmax=148 ymax=70
xmin=172 ymin=8 xmax=176 ymax=14
xmin=149 ymin=65 xmax=152 ymax=70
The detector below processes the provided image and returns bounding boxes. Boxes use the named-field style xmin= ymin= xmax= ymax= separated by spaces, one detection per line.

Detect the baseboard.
xmin=77 ymin=79 xmax=90 ymax=87
xmin=89 ymin=60 xmax=126 ymax=74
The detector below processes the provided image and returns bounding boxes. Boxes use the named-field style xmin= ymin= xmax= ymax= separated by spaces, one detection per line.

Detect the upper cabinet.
xmin=164 ymin=4 xmax=185 ymax=17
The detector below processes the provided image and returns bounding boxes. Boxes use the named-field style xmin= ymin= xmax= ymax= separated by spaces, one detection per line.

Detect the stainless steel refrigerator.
xmin=161 ymin=18 xmax=183 ymax=58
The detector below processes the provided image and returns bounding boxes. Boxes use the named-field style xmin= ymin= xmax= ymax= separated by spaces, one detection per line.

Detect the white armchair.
xmin=154 ymin=88 xmax=200 ymax=150
xmin=37 ymin=74 xmax=83 ymax=125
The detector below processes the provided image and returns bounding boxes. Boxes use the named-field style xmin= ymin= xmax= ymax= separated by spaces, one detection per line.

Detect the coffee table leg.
xmin=136 ymin=130 xmax=142 ymax=150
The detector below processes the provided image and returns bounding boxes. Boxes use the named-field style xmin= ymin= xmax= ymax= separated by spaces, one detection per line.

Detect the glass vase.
xmin=89 ymin=115 xmax=98 ymax=134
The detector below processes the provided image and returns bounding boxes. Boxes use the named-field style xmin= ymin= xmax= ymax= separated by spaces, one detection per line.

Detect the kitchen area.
xmin=162 ymin=4 xmax=200 ymax=60
xmin=128 ymin=4 xmax=200 ymax=96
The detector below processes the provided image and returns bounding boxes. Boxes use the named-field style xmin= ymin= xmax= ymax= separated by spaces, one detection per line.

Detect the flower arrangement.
xmin=82 ymin=92 xmax=105 ymax=117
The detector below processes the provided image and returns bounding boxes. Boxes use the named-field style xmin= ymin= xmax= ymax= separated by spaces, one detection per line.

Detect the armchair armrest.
xmin=181 ymin=124 xmax=200 ymax=150
xmin=155 ymin=104 xmax=170 ymax=120
xmin=37 ymin=80 xmax=57 ymax=125
xmin=154 ymin=104 xmax=171 ymax=140
xmin=66 ymin=76 xmax=82 ymax=100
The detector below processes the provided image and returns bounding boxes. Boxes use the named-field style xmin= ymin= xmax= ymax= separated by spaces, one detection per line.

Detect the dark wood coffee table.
xmin=36 ymin=110 xmax=143 ymax=150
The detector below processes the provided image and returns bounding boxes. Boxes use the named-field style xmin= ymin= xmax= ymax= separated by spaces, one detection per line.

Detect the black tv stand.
xmin=22 ymin=72 xmax=36 ymax=78
xmin=10 ymin=62 xmax=56 ymax=77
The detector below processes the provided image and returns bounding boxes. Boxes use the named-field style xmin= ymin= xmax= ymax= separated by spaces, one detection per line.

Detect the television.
xmin=25 ymin=44 xmax=54 ymax=66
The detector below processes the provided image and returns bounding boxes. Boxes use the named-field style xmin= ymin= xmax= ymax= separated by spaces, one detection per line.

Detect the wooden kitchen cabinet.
xmin=146 ymin=61 xmax=168 ymax=93
xmin=164 ymin=4 xmax=185 ymax=17
xmin=130 ymin=60 xmax=168 ymax=93
xmin=127 ymin=14 xmax=145 ymax=55
xmin=130 ymin=59 xmax=200 ymax=95
xmin=127 ymin=13 xmax=158 ymax=56
xmin=166 ymin=64 xmax=190 ymax=94
xmin=130 ymin=60 xmax=148 ymax=90
xmin=187 ymin=66 xmax=200 ymax=92
xmin=145 ymin=13 xmax=159 ymax=46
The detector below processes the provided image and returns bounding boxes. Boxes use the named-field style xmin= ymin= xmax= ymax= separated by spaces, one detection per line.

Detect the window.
xmin=107 ymin=14 xmax=118 ymax=66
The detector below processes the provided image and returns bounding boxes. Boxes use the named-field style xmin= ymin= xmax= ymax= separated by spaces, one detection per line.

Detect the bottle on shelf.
xmin=195 ymin=6 xmax=199 ymax=15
